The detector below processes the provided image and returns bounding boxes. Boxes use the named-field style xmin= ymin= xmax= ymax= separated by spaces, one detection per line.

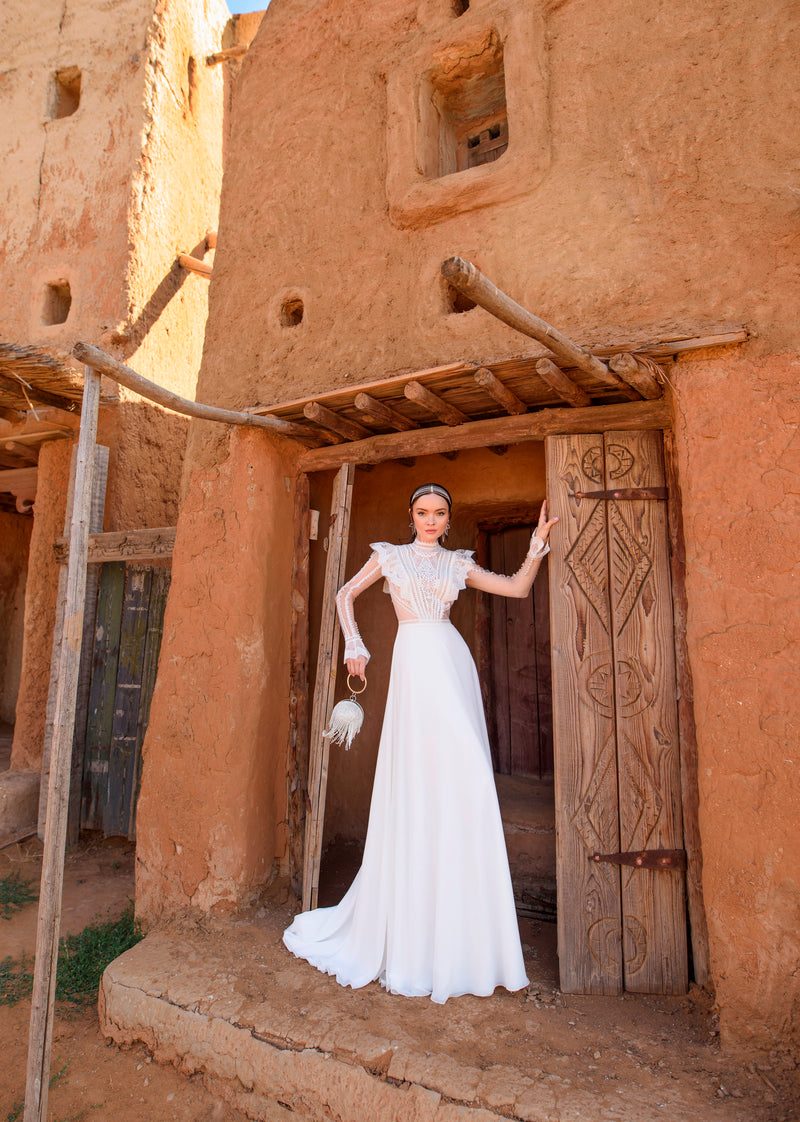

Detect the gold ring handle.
xmin=346 ymin=673 xmax=367 ymax=694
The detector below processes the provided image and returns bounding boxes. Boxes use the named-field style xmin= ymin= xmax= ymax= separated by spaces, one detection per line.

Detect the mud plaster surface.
xmin=0 ymin=512 xmax=31 ymax=725
xmin=100 ymin=890 xmax=800 ymax=1122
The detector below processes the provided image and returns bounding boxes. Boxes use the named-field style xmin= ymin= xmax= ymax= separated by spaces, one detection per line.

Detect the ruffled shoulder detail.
xmin=447 ymin=548 xmax=477 ymax=596
xmin=369 ymin=541 xmax=407 ymax=594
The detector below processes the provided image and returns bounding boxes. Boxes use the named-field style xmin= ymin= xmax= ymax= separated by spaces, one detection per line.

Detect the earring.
xmin=409 ymin=520 xmax=416 ymax=536
xmin=443 ymin=521 xmax=450 ymax=540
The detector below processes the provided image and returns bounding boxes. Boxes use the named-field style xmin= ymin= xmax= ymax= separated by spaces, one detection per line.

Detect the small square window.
xmin=51 ymin=67 xmax=81 ymax=119
xmin=419 ymin=31 xmax=508 ymax=179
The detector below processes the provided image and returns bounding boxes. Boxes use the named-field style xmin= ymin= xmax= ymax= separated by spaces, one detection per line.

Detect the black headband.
xmin=409 ymin=484 xmax=452 ymax=508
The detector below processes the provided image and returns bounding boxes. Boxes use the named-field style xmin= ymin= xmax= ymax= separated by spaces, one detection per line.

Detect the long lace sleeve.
xmin=335 ymin=553 xmax=384 ymax=664
xmin=465 ymin=533 xmax=550 ymax=599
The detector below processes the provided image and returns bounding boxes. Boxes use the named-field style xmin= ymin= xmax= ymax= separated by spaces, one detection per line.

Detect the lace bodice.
xmin=335 ymin=535 xmax=549 ymax=664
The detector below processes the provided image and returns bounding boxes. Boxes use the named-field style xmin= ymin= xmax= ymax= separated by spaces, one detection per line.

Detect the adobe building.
xmin=123 ymin=0 xmax=799 ymax=1064
xmin=0 ymin=0 xmax=258 ymax=838
xmin=26 ymin=0 xmax=784 ymax=1095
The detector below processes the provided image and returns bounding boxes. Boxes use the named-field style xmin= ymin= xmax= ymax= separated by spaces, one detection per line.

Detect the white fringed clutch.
xmin=323 ymin=674 xmax=367 ymax=750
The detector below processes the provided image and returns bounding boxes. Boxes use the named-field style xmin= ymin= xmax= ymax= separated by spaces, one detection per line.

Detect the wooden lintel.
xmin=609 ymin=352 xmax=663 ymax=400
xmin=54 ymin=526 xmax=176 ymax=565
xmin=304 ymin=401 xmax=371 ymax=442
xmin=473 ymin=367 xmax=527 ymax=415
xmin=405 ymin=380 xmax=469 ymax=426
xmin=178 ymin=253 xmax=212 ymax=279
xmin=299 ymin=399 xmax=671 ymax=472
xmin=536 ymin=358 xmax=593 ymax=409
xmin=353 ymin=392 xmax=418 ymax=432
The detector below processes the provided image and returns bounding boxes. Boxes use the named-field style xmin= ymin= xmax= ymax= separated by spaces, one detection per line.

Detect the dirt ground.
xmin=0 ymin=837 xmax=250 ymax=1122
xmin=1 ymin=838 xmax=798 ymax=1122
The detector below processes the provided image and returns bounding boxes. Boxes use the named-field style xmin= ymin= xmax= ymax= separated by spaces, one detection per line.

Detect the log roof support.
xmin=404 ymin=380 xmax=470 ymax=426
xmin=535 ymin=358 xmax=592 ymax=408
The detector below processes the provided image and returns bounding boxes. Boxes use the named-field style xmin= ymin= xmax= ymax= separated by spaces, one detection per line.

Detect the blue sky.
xmin=226 ymin=0 xmax=270 ymax=12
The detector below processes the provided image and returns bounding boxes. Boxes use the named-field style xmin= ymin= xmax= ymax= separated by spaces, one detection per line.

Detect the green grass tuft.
xmin=0 ymin=906 xmax=142 ymax=1010
xmin=0 ymin=870 xmax=38 ymax=920
xmin=55 ymin=905 xmax=142 ymax=1007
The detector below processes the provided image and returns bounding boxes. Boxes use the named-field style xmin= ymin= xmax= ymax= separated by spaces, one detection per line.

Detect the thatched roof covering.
xmin=0 ymin=342 xmax=83 ymax=412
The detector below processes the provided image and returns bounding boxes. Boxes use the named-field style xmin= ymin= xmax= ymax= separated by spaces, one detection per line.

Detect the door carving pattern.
xmin=547 ymin=431 xmax=687 ymax=995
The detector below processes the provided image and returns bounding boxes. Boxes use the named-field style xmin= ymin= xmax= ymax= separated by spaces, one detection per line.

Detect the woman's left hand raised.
xmin=534 ymin=499 xmax=558 ymax=546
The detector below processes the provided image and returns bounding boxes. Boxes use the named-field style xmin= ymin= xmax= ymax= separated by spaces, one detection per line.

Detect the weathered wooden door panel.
xmin=128 ymin=565 xmax=170 ymax=839
xmin=604 ymin=431 xmax=687 ymax=994
xmin=547 ymin=431 xmax=687 ymax=996
xmin=547 ymin=435 xmax=623 ymax=994
xmin=81 ymin=562 xmax=125 ymax=830
xmin=81 ymin=562 xmax=171 ymax=837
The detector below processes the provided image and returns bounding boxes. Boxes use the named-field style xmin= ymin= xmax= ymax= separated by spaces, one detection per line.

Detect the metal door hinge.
xmin=590 ymin=848 xmax=686 ymax=870
xmin=573 ymin=487 xmax=668 ymax=501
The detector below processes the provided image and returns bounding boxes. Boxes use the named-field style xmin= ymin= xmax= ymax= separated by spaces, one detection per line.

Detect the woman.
xmin=283 ymin=483 xmax=557 ymax=1003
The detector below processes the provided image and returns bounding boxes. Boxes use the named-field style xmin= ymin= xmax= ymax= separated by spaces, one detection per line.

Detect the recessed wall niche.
xmin=280 ymin=297 xmax=304 ymax=327
xmin=419 ymin=30 xmax=508 ymax=179
xmin=41 ymin=281 xmax=72 ymax=325
xmin=51 ymin=67 xmax=82 ymax=119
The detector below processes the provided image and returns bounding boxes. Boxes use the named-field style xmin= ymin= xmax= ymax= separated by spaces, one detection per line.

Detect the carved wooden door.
xmin=546 ymin=431 xmax=687 ymax=995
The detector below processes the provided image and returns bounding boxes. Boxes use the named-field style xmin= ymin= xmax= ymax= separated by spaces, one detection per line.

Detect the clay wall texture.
xmin=135 ymin=0 xmax=799 ymax=1056
xmin=2 ymin=0 xmax=231 ymax=768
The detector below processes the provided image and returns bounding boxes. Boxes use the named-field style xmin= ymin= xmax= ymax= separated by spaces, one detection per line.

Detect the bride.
xmin=283 ymin=483 xmax=557 ymax=1003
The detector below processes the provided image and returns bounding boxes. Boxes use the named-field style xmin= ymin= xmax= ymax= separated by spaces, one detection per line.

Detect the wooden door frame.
xmin=285 ymin=414 xmax=709 ymax=984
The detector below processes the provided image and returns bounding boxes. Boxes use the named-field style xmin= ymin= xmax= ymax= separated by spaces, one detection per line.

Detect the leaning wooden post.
xmin=23 ymin=367 xmax=101 ymax=1122
xmin=302 ymin=462 xmax=355 ymax=911
xmin=441 ymin=256 xmax=632 ymax=395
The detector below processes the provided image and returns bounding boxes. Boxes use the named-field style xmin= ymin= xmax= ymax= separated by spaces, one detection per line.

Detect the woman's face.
xmin=410 ymin=494 xmax=450 ymax=542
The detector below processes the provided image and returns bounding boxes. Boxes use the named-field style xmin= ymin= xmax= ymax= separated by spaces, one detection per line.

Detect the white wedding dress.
xmin=283 ymin=537 xmax=547 ymax=1003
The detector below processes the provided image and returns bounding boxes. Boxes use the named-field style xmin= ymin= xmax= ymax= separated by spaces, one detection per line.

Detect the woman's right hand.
xmin=346 ymin=656 xmax=367 ymax=681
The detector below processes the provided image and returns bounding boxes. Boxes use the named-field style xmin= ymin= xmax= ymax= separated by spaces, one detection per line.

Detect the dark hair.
xmin=408 ymin=483 xmax=452 ymax=510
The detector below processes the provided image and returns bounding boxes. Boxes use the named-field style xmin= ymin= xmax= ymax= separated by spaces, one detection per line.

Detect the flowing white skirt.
xmin=283 ymin=620 xmax=529 ymax=1004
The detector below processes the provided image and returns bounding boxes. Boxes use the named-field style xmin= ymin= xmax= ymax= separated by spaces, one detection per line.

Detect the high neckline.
xmin=410 ymin=539 xmax=440 ymax=551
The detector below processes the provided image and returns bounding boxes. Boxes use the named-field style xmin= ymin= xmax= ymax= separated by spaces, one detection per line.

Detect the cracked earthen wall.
xmin=0 ymin=0 xmax=232 ymax=768
xmin=135 ymin=0 xmax=799 ymax=1054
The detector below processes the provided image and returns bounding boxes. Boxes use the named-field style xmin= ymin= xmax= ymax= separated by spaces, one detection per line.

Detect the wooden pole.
xmin=440 ymin=256 xmax=629 ymax=392
xmin=609 ymin=352 xmax=663 ymax=400
xmin=178 ymin=253 xmax=213 ymax=279
xmin=24 ymin=368 xmax=101 ymax=1122
xmin=72 ymin=342 xmax=322 ymax=443
xmin=535 ymin=357 xmax=592 ymax=409
xmin=302 ymin=462 xmax=355 ymax=911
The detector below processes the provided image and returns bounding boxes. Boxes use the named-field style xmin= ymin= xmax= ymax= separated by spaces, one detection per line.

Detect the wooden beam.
xmin=0 ymin=405 xmax=25 ymax=423
xmin=0 ymin=466 xmax=37 ymax=512
xmin=441 ymin=257 xmax=627 ymax=392
xmin=3 ymin=440 xmax=39 ymax=465
xmin=73 ymin=342 xmax=322 ymax=444
xmin=0 ymin=408 xmax=79 ymax=441
xmin=643 ymin=327 xmax=749 ymax=358
xmin=178 ymin=253 xmax=212 ymax=279
xmin=353 ymin=392 xmax=418 ymax=432
xmin=24 ymin=367 xmax=101 ymax=1122
xmin=609 ymin=352 xmax=663 ymax=400
xmin=205 ymin=229 xmax=218 ymax=250
xmin=535 ymin=358 xmax=593 ymax=409
xmin=304 ymin=401 xmax=372 ymax=442
xmin=54 ymin=526 xmax=176 ymax=565
xmin=473 ymin=366 xmax=527 ymax=415
xmin=404 ymin=380 xmax=469 ymax=426
xmin=299 ymin=399 xmax=671 ymax=472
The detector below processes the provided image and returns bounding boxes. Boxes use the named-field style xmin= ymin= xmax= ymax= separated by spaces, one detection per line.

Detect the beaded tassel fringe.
xmin=323 ymin=698 xmax=364 ymax=750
